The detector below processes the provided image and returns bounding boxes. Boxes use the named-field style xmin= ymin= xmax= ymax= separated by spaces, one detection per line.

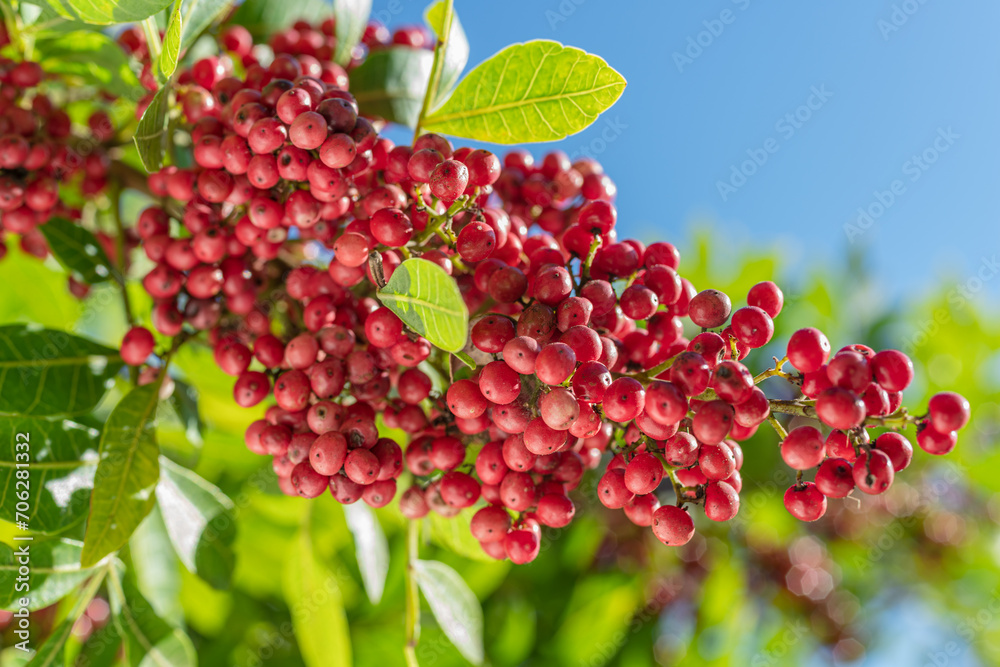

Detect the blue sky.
xmin=373 ymin=0 xmax=1000 ymax=304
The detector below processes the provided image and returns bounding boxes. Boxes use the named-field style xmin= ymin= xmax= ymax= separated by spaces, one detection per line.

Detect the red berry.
xmin=704 ymin=481 xmax=739 ymax=521
xmin=688 ymin=289 xmax=732 ymax=329
xmin=624 ymin=452 xmax=663 ymax=495
xmin=815 ymin=458 xmax=855 ymax=498
xmin=873 ymin=432 xmax=913 ymax=471
xmin=853 ymin=449 xmax=894 ymax=494
xmin=787 ymin=328 xmax=831 ymax=373
xmin=651 ymin=505 xmax=695 ymax=546
xmin=780 ymin=426 xmax=826 ymax=470
xmin=815 ymin=387 xmax=866 ymax=430
xmin=747 ymin=281 xmax=783 ymax=318
xmin=783 ymin=483 xmax=827 ymax=521
xmin=927 ymin=391 xmax=970 ymax=432
xmin=870 ymin=349 xmax=914 ymax=392
xmin=121 ymin=326 xmax=155 ymax=366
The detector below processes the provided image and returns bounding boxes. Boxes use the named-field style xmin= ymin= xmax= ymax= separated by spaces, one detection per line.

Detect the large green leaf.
xmin=134 ymin=85 xmax=169 ymax=172
xmin=81 ymin=385 xmax=162 ymax=567
xmin=0 ymin=539 xmax=97 ymax=611
xmin=342 ymin=502 xmax=387 ymax=604
xmin=284 ymin=528 xmax=351 ymax=667
xmin=0 ymin=326 xmax=122 ymax=417
xmin=41 ymin=0 xmax=172 ymax=24
xmin=228 ymin=0 xmax=328 ymax=39
xmin=109 ymin=569 xmax=197 ymax=667
xmin=178 ymin=0 xmax=235 ymax=57
xmin=422 ymin=40 xmax=626 ymax=143
xmin=333 ymin=0 xmax=370 ymax=66
xmin=39 ymin=218 xmax=115 ymax=286
xmin=413 ymin=559 xmax=484 ymax=665
xmin=155 ymin=457 xmax=235 ymax=590
xmin=34 ymin=31 xmax=143 ymax=98
xmin=424 ymin=1 xmax=469 ymax=111
xmin=159 ymin=1 xmax=182 ymax=80
xmin=351 ymin=47 xmax=433 ymax=128
xmin=0 ymin=416 xmax=99 ymax=534
xmin=377 ymin=258 xmax=469 ymax=353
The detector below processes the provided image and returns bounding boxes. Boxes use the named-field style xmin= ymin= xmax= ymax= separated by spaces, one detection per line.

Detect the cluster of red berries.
xmin=113 ymin=17 xmax=970 ymax=566
xmin=0 ymin=58 xmax=113 ymax=282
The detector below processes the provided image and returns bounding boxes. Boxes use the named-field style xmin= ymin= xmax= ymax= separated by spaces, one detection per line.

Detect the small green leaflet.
xmin=41 ymin=0 xmax=173 ymax=25
xmin=413 ymin=559 xmax=484 ymax=665
xmin=422 ymin=40 xmax=627 ymax=143
xmin=350 ymin=47 xmax=434 ymax=128
xmin=0 ymin=539 xmax=96 ymax=611
xmin=0 ymin=416 xmax=99 ymax=534
xmin=377 ymin=258 xmax=469 ymax=353
xmin=0 ymin=325 xmax=122 ymax=417
xmin=333 ymin=0 xmax=372 ymax=66
xmin=134 ymin=84 xmax=170 ymax=172
xmin=342 ymin=502 xmax=388 ymax=604
xmin=81 ymin=385 xmax=162 ymax=567
xmin=424 ymin=0 xmax=469 ymax=111
xmin=159 ymin=1 xmax=183 ymax=81
xmin=39 ymin=218 xmax=115 ymax=285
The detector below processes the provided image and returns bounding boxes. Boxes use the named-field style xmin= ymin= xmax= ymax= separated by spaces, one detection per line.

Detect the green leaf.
xmin=25 ymin=618 xmax=70 ymax=666
xmin=413 ymin=559 xmax=484 ymax=665
xmin=284 ymin=528 xmax=351 ymax=667
xmin=228 ymin=0 xmax=328 ymax=39
xmin=73 ymin=621 xmax=122 ymax=667
xmin=81 ymin=385 xmax=162 ymax=568
xmin=178 ymin=0 xmax=235 ymax=58
xmin=377 ymin=258 xmax=469 ymax=353
xmin=423 ymin=1 xmax=469 ymax=111
xmin=39 ymin=218 xmax=115 ymax=286
xmin=422 ymin=40 xmax=627 ymax=144
xmin=40 ymin=0 xmax=173 ymax=25
xmin=0 ymin=416 xmax=99 ymax=534
xmin=34 ymin=31 xmax=143 ymax=98
xmin=453 ymin=351 xmax=475 ymax=370
xmin=351 ymin=47 xmax=433 ymax=128
xmin=129 ymin=506 xmax=183 ymax=625
xmin=134 ymin=84 xmax=169 ymax=172
xmin=159 ymin=2 xmax=182 ymax=80
xmin=155 ymin=457 xmax=235 ymax=590
xmin=333 ymin=0 xmax=370 ymax=66
xmin=109 ymin=569 xmax=197 ymax=667
xmin=0 ymin=325 xmax=123 ymax=417
xmin=342 ymin=503 xmax=387 ymax=604
xmin=166 ymin=378 xmax=203 ymax=447
xmin=0 ymin=539 xmax=97 ymax=611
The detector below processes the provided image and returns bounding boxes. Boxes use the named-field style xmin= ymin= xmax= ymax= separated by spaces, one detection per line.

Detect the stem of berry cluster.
xmin=404 ymin=520 xmax=422 ymax=667
xmin=413 ymin=0 xmax=455 ymax=141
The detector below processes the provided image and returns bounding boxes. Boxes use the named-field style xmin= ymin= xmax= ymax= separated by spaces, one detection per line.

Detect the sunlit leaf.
xmin=377 ymin=258 xmax=469 ymax=353
xmin=423 ymin=40 xmax=626 ymax=143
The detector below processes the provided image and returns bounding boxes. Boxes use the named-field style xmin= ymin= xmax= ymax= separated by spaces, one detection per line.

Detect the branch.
xmin=413 ymin=0 xmax=455 ymax=141
xmin=404 ymin=520 xmax=421 ymax=667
